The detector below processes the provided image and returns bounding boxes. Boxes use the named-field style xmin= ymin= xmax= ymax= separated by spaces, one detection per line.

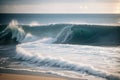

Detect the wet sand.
xmin=0 ymin=73 xmax=66 ymax=80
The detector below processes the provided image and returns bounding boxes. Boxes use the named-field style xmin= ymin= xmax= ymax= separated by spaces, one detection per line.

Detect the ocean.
xmin=0 ymin=14 xmax=120 ymax=80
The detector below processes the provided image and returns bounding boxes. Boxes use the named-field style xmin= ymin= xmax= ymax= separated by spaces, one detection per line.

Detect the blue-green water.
xmin=0 ymin=14 xmax=120 ymax=80
xmin=0 ymin=14 xmax=120 ymax=25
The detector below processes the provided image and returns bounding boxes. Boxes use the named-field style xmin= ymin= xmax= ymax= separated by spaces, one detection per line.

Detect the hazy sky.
xmin=0 ymin=0 xmax=120 ymax=13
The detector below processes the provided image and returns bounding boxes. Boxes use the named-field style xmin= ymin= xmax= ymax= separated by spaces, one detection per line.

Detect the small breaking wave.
xmin=15 ymin=46 xmax=120 ymax=80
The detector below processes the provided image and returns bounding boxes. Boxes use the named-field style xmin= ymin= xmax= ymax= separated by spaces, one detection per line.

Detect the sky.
xmin=0 ymin=0 xmax=120 ymax=14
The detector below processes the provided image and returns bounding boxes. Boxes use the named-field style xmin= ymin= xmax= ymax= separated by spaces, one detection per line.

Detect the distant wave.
xmin=0 ymin=20 xmax=120 ymax=46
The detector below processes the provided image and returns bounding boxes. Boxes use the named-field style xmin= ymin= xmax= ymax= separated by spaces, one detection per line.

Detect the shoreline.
xmin=0 ymin=68 xmax=81 ymax=80
xmin=0 ymin=73 xmax=65 ymax=80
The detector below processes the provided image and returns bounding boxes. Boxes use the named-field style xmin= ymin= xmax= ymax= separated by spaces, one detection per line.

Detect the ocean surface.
xmin=0 ymin=14 xmax=120 ymax=80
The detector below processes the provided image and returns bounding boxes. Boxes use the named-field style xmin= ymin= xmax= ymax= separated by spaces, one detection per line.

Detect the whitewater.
xmin=0 ymin=20 xmax=120 ymax=80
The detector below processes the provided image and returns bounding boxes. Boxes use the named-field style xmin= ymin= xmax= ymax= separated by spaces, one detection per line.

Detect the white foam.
xmin=21 ymin=33 xmax=38 ymax=43
xmin=15 ymin=44 xmax=113 ymax=78
xmin=29 ymin=21 xmax=40 ymax=27
xmin=37 ymin=37 xmax=54 ymax=43
xmin=7 ymin=20 xmax=26 ymax=42
xmin=13 ymin=26 xmax=120 ymax=79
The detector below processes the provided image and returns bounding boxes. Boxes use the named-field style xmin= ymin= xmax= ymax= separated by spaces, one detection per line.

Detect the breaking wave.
xmin=1 ymin=20 xmax=120 ymax=79
xmin=0 ymin=20 xmax=25 ymax=44
xmin=0 ymin=20 xmax=120 ymax=46
xmin=15 ymin=46 xmax=120 ymax=80
xmin=54 ymin=24 xmax=120 ymax=46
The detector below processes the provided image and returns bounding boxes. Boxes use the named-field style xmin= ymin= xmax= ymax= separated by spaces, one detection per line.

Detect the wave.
xmin=54 ymin=24 xmax=120 ymax=46
xmin=0 ymin=20 xmax=120 ymax=46
xmin=15 ymin=47 xmax=107 ymax=78
xmin=0 ymin=20 xmax=25 ymax=45
xmin=15 ymin=46 xmax=120 ymax=80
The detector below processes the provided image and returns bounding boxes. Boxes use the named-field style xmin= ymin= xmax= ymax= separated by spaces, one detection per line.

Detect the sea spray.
xmin=8 ymin=20 xmax=25 ymax=42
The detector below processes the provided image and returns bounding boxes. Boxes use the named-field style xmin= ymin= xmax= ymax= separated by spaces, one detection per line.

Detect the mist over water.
xmin=0 ymin=14 xmax=120 ymax=80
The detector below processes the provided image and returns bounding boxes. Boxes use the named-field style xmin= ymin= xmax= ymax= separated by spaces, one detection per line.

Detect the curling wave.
xmin=0 ymin=20 xmax=120 ymax=46
xmin=54 ymin=24 xmax=120 ymax=46
xmin=0 ymin=20 xmax=25 ymax=45
xmin=20 ymin=23 xmax=120 ymax=46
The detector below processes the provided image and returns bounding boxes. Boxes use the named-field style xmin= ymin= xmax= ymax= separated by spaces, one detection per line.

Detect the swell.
xmin=20 ymin=24 xmax=120 ymax=46
xmin=54 ymin=25 xmax=120 ymax=46
xmin=0 ymin=20 xmax=120 ymax=46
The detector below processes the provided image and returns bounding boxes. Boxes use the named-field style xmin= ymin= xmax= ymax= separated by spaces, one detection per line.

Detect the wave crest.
xmin=0 ymin=21 xmax=120 ymax=46
xmin=8 ymin=20 xmax=25 ymax=42
xmin=0 ymin=20 xmax=26 ymax=44
xmin=15 ymin=46 xmax=120 ymax=80
xmin=54 ymin=25 xmax=120 ymax=46
xmin=15 ymin=46 xmax=107 ymax=78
